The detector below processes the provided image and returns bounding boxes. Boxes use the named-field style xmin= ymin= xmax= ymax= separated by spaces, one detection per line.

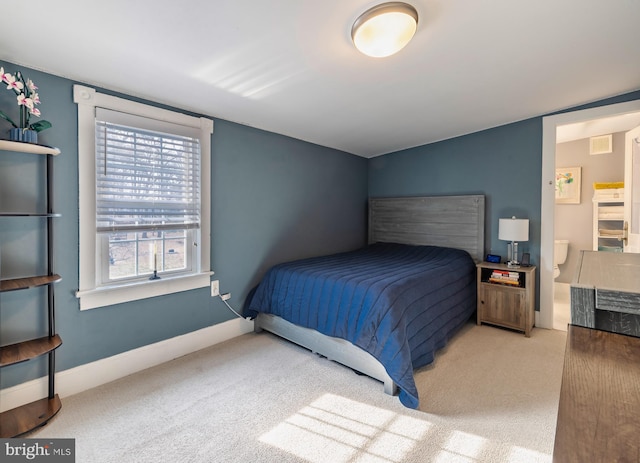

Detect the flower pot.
xmin=9 ymin=128 xmax=38 ymax=144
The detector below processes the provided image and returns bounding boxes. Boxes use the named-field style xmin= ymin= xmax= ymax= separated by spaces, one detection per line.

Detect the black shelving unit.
xmin=0 ymin=139 xmax=63 ymax=437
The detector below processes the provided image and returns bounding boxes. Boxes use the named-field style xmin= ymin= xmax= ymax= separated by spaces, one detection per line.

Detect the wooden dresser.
xmin=553 ymin=325 xmax=640 ymax=462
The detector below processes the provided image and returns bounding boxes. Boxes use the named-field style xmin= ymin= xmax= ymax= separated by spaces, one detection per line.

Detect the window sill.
xmin=76 ymin=272 xmax=213 ymax=310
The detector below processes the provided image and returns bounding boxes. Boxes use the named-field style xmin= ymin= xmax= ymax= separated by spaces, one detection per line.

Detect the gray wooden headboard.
xmin=368 ymin=195 xmax=486 ymax=263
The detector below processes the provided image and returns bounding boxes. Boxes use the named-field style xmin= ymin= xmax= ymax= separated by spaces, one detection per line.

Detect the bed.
xmin=245 ymin=195 xmax=485 ymax=408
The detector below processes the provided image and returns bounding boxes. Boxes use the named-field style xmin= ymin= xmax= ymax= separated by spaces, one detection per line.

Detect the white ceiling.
xmin=1 ymin=0 xmax=639 ymax=158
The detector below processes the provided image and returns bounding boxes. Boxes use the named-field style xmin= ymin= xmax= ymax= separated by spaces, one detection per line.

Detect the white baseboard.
xmin=0 ymin=318 xmax=254 ymax=413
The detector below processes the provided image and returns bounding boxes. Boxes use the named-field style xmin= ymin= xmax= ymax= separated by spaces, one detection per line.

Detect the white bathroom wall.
xmin=555 ymin=132 xmax=625 ymax=283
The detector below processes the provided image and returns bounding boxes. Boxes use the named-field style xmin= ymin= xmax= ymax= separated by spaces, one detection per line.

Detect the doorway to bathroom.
xmin=540 ymin=100 xmax=640 ymax=332
xmin=553 ymin=135 xmax=626 ymax=329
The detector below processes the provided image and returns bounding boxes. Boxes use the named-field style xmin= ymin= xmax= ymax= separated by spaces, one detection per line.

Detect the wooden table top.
xmin=553 ymin=325 xmax=640 ymax=462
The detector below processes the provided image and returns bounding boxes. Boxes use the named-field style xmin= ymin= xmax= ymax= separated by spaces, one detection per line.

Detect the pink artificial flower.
xmin=31 ymin=107 xmax=41 ymax=117
xmin=26 ymin=78 xmax=38 ymax=92
xmin=17 ymin=94 xmax=34 ymax=109
xmin=5 ymin=73 xmax=24 ymax=91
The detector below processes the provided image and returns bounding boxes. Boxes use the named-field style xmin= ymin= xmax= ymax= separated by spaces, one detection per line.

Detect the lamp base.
xmin=506 ymin=241 xmax=520 ymax=268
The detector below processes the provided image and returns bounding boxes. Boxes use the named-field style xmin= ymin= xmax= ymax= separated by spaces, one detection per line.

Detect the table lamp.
xmin=499 ymin=216 xmax=529 ymax=267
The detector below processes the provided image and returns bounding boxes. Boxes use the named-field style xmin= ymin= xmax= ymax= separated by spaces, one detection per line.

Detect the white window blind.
xmin=95 ymin=108 xmax=201 ymax=233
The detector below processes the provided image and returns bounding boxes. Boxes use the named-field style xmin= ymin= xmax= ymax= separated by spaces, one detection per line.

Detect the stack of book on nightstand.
xmin=488 ymin=269 xmax=520 ymax=286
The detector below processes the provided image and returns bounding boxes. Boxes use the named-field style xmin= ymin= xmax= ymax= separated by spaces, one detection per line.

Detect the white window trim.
xmin=74 ymin=85 xmax=213 ymax=310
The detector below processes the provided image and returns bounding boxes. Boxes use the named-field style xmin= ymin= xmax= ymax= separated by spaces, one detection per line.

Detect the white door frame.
xmin=539 ymin=99 xmax=640 ymax=329
xmin=625 ymin=126 xmax=640 ymax=252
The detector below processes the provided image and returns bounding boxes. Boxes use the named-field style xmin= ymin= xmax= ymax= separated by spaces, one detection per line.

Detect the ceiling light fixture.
xmin=351 ymin=2 xmax=418 ymax=58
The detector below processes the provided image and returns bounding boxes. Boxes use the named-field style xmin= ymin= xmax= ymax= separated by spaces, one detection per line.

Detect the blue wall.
xmin=0 ymin=62 xmax=368 ymax=389
xmin=369 ymin=118 xmax=542 ymax=260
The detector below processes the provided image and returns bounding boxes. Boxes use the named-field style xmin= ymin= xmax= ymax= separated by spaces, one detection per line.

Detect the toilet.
xmin=554 ymin=240 xmax=569 ymax=279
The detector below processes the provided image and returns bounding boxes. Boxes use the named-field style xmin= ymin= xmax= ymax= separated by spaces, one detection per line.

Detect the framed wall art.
xmin=555 ymin=167 xmax=581 ymax=204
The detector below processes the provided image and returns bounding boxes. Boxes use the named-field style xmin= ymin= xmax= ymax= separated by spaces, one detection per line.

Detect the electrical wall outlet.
xmin=211 ymin=280 xmax=220 ymax=297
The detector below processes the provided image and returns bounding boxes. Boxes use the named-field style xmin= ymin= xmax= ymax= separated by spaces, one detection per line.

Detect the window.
xmin=74 ymin=85 xmax=213 ymax=310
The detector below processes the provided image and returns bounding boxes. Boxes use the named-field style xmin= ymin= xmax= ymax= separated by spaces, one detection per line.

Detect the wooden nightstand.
xmin=476 ymin=262 xmax=536 ymax=337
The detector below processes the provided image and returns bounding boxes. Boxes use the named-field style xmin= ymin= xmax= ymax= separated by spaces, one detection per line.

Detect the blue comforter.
xmin=245 ymin=242 xmax=476 ymax=408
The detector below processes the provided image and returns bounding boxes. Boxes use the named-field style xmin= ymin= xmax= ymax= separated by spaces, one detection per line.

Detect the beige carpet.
xmin=32 ymin=322 xmax=567 ymax=463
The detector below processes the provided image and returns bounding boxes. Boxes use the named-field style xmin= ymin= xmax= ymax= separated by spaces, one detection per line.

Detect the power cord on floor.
xmin=218 ymin=293 xmax=246 ymax=319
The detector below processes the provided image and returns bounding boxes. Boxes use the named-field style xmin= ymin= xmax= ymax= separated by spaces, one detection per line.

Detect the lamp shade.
xmin=352 ymin=2 xmax=418 ymax=58
xmin=498 ymin=217 xmax=529 ymax=242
